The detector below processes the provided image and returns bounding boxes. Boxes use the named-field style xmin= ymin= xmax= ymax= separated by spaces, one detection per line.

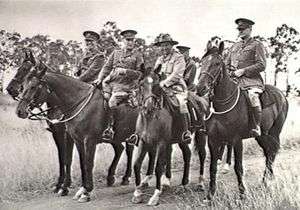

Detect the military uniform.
xmin=98 ymin=48 xmax=144 ymax=107
xmin=225 ymin=18 xmax=266 ymax=137
xmin=77 ymin=30 xmax=105 ymax=83
xmin=153 ymin=34 xmax=192 ymax=142
xmin=78 ymin=52 xmax=105 ymax=83
xmin=176 ymin=45 xmax=197 ymax=90
xmin=225 ymin=37 xmax=266 ymax=90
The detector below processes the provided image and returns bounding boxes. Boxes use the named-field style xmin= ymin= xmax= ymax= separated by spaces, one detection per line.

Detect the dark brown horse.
xmin=131 ymin=72 xmax=207 ymax=206
xmin=6 ymin=51 xmax=74 ymax=196
xmin=197 ymin=39 xmax=289 ymax=201
xmin=12 ymin=58 xmax=143 ymax=202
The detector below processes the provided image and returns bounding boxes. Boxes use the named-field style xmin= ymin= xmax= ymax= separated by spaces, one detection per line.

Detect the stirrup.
xmin=182 ymin=130 xmax=192 ymax=143
xmin=102 ymin=127 xmax=115 ymax=141
xmin=250 ymin=126 xmax=261 ymax=137
xmin=126 ymin=134 xmax=139 ymax=146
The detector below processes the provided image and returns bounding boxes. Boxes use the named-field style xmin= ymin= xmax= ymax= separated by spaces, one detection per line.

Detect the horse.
xmin=6 ymin=51 xmax=74 ymax=196
xmin=13 ymin=53 xmax=206 ymax=202
xmin=131 ymin=72 xmax=207 ymax=206
xmin=12 ymin=57 xmax=145 ymax=202
xmin=197 ymin=38 xmax=289 ymax=201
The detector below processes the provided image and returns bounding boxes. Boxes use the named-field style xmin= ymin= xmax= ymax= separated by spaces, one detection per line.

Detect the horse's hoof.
xmin=147 ymin=190 xmax=161 ymax=206
xmin=52 ymin=186 xmax=60 ymax=193
xmin=221 ymin=164 xmax=230 ymax=174
xmin=181 ymin=178 xmax=189 ymax=186
xmin=131 ymin=195 xmax=143 ymax=204
xmin=73 ymin=187 xmax=86 ymax=200
xmin=121 ymin=179 xmax=130 ymax=186
xmin=77 ymin=193 xmax=91 ymax=203
xmin=202 ymin=198 xmax=212 ymax=206
xmin=107 ymin=176 xmax=115 ymax=187
xmin=239 ymin=193 xmax=247 ymax=200
xmin=195 ymin=183 xmax=205 ymax=192
xmin=140 ymin=182 xmax=149 ymax=189
xmin=57 ymin=188 xmax=69 ymax=196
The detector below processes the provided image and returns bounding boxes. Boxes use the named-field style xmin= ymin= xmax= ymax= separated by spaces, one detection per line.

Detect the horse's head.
xmin=16 ymin=61 xmax=49 ymax=118
xmin=6 ymin=49 xmax=37 ymax=99
xmin=197 ymin=37 xmax=225 ymax=97
xmin=138 ymin=72 xmax=162 ymax=115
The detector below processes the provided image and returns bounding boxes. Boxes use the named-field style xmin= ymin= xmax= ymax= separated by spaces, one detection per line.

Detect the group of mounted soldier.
xmin=6 ymin=17 xmax=289 ymax=206
xmin=76 ymin=17 xmax=266 ymax=142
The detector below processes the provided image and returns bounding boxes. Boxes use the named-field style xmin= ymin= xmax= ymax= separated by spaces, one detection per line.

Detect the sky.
xmin=1 ymin=0 xmax=300 ymax=56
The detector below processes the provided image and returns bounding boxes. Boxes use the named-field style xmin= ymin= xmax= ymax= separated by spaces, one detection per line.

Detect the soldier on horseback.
xmin=153 ymin=34 xmax=192 ymax=142
xmin=225 ymin=18 xmax=266 ymax=137
xmin=76 ymin=31 xmax=106 ymax=83
xmin=95 ymin=29 xmax=144 ymax=141
xmin=176 ymin=45 xmax=197 ymax=90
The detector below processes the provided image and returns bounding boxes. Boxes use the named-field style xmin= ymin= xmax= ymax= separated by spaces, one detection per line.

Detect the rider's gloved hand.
xmin=233 ymin=68 xmax=245 ymax=78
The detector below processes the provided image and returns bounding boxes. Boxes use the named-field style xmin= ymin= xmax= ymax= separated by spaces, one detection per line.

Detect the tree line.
xmin=1 ymin=21 xmax=300 ymax=95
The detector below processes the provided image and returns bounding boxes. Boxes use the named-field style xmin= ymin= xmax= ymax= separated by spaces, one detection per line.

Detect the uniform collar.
xmin=162 ymin=49 xmax=175 ymax=61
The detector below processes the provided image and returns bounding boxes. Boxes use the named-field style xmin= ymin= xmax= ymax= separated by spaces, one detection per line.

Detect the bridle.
xmin=199 ymin=54 xmax=224 ymax=98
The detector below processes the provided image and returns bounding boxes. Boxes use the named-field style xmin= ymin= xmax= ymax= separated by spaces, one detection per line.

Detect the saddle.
xmin=260 ymin=85 xmax=277 ymax=109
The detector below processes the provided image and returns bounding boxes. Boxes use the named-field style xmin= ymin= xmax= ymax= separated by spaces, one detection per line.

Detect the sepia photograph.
xmin=0 ymin=0 xmax=299 ymax=209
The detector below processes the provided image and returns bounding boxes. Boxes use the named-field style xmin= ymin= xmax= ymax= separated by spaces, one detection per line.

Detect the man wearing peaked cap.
xmin=176 ymin=45 xmax=197 ymax=90
xmin=225 ymin=18 xmax=266 ymax=137
xmin=95 ymin=29 xmax=144 ymax=141
xmin=152 ymin=34 xmax=192 ymax=143
xmin=76 ymin=30 xmax=105 ymax=83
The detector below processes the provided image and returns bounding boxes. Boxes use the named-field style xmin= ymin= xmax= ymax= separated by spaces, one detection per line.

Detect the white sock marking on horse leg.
xmin=73 ymin=187 xmax=86 ymax=200
xmin=141 ymin=175 xmax=153 ymax=185
xmin=161 ymin=174 xmax=171 ymax=186
xmin=147 ymin=189 xmax=162 ymax=206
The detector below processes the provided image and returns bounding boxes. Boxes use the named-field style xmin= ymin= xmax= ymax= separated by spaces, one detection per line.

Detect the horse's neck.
xmin=45 ymin=72 xmax=91 ymax=106
xmin=214 ymin=70 xmax=237 ymax=101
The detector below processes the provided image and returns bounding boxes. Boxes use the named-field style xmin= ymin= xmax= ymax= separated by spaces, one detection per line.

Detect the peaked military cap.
xmin=120 ymin=30 xmax=137 ymax=39
xmin=154 ymin=34 xmax=178 ymax=46
xmin=235 ymin=18 xmax=255 ymax=30
xmin=83 ymin=31 xmax=100 ymax=41
xmin=176 ymin=45 xmax=191 ymax=53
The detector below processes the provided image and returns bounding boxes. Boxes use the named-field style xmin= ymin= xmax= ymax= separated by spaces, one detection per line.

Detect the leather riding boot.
xmin=250 ymin=105 xmax=262 ymax=137
xmin=102 ymin=109 xmax=115 ymax=141
xmin=181 ymin=113 xmax=192 ymax=143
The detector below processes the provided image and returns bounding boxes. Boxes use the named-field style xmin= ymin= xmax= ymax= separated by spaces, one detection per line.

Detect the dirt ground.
xmin=1 ymin=149 xmax=299 ymax=210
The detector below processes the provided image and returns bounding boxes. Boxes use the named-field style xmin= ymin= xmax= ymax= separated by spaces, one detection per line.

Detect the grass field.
xmin=0 ymin=93 xmax=299 ymax=209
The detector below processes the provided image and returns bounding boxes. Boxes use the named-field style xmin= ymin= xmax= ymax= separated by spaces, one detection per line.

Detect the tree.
xmin=268 ymin=24 xmax=300 ymax=90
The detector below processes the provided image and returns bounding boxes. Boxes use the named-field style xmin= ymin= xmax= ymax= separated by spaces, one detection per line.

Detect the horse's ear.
xmin=218 ymin=41 xmax=224 ymax=55
xmin=206 ymin=40 xmax=212 ymax=51
xmin=35 ymin=62 xmax=47 ymax=78
xmin=28 ymin=50 xmax=36 ymax=66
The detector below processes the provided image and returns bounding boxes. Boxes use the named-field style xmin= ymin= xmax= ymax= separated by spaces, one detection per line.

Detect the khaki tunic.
xmin=184 ymin=58 xmax=197 ymax=90
xmin=225 ymin=37 xmax=266 ymax=90
xmin=154 ymin=50 xmax=188 ymax=113
xmin=78 ymin=52 xmax=105 ymax=83
xmin=98 ymin=48 xmax=144 ymax=93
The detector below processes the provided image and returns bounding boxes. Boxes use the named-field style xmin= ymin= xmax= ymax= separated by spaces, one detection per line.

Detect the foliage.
xmin=268 ymin=24 xmax=300 ymax=86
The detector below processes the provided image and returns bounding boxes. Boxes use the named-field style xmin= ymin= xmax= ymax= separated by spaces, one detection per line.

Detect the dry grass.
xmin=0 ymin=94 xmax=300 ymax=209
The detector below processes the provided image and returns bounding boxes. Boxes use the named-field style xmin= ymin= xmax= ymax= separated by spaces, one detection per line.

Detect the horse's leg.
xmin=132 ymin=140 xmax=147 ymax=204
xmin=195 ymin=131 xmax=206 ymax=191
xmin=221 ymin=144 xmax=232 ymax=174
xmin=77 ymin=137 xmax=97 ymax=203
xmin=73 ymin=140 xmax=87 ymax=201
xmin=218 ymin=144 xmax=225 ymax=163
xmin=121 ymin=143 xmax=134 ymax=185
xmin=160 ymin=144 xmax=172 ymax=187
xmin=147 ymin=143 xmax=167 ymax=206
xmin=50 ymin=124 xmax=66 ymax=193
xmin=107 ymin=142 xmax=124 ymax=186
xmin=233 ymin=140 xmax=246 ymax=199
xmin=178 ymin=142 xmax=191 ymax=186
xmin=206 ymin=139 xmax=219 ymax=201
xmin=58 ymin=131 xmax=74 ymax=196
xmin=140 ymin=145 xmax=156 ymax=188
